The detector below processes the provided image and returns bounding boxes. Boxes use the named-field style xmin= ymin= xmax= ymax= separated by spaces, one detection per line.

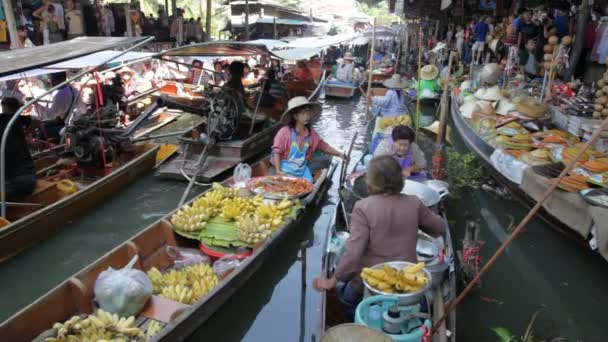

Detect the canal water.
xmin=1 ymin=94 xmax=606 ymax=341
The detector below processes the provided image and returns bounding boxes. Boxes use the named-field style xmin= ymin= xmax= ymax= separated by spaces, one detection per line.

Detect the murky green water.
xmin=0 ymin=94 xmax=606 ymax=341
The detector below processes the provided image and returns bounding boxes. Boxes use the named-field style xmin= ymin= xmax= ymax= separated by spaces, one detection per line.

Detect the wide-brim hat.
xmin=343 ymin=52 xmax=355 ymax=60
xmin=280 ymin=96 xmax=322 ymax=125
xmin=474 ymin=86 xmax=504 ymax=101
xmin=422 ymin=120 xmax=452 ymax=144
xmin=382 ymin=74 xmax=408 ymax=89
xmin=420 ymin=65 xmax=439 ymax=81
xmin=516 ymin=99 xmax=547 ymax=118
xmin=117 ymin=67 xmax=136 ymax=77
xmin=495 ymin=99 xmax=516 ymax=115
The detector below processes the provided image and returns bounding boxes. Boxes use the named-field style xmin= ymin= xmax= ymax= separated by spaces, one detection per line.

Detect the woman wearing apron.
xmin=271 ymin=96 xmax=347 ymax=182
xmin=373 ymin=125 xmax=427 ymax=181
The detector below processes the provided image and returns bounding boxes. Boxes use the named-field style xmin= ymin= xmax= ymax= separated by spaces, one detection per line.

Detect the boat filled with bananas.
xmin=451 ymin=80 xmax=608 ymax=262
xmin=0 ymin=156 xmax=336 ymax=341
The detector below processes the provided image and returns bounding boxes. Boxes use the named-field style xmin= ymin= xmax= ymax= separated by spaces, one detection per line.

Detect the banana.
xmin=146 ymin=320 xmax=163 ymax=338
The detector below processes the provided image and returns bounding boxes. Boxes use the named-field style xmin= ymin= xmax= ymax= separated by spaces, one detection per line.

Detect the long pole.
xmin=0 ymin=37 xmax=155 ymax=217
xmin=415 ymin=28 xmax=423 ymax=142
xmin=431 ymin=114 xmax=608 ymax=335
xmin=365 ymin=17 xmax=377 ymax=117
xmin=436 ymin=51 xmax=454 ymax=146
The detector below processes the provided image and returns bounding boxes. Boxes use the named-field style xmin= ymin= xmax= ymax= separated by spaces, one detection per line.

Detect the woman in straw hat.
xmin=313 ymin=155 xmax=446 ymax=319
xmin=373 ymin=125 xmax=427 ymax=181
xmin=368 ymin=74 xmax=408 ymax=117
xmin=335 ymin=52 xmax=360 ymax=83
xmin=271 ymin=96 xmax=347 ymax=181
xmin=416 ymin=64 xmax=441 ymax=99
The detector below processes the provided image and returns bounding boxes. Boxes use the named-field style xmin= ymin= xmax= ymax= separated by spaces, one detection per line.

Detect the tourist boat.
xmin=156 ymin=42 xmax=327 ymax=183
xmin=0 ymin=156 xmax=337 ymax=341
xmin=449 ymin=95 xmax=599 ymax=257
xmin=325 ymin=80 xmax=359 ymax=99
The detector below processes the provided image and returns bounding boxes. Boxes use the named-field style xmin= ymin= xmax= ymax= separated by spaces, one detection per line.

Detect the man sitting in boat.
xmin=414 ymin=64 xmax=441 ymax=99
xmin=335 ymin=53 xmax=361 ymax=83
xmin=0 ymin=96 xmax=36 ymax=201
xmin=118 ymin=67 xmax=151 ymax=99
xmin=271 ymin=96 xmax=346 ymax=182
xmin=292 ymin=60 xmax=313 ymax=81
xmin=313 ymin=155 xmax=446 ymax=319
xmin=224 ymin=61 xmax=246 ymax=98
xmin=188 ymin=59 xmax=204 ymax=85
xmin=369 ymin=74 xmax=408 ymax=117
xmin=210 ymin=61 xmax=226 ymax=86
xmin=374 ymin=125 xmax=427 ymax=181
xmin=32 ymin=72 xmax=80 ymax=142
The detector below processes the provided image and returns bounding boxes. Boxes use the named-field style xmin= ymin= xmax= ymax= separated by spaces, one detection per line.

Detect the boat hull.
xmin=0 ymin=144 xmax=160 ymax=263
xmin=325 ymin=84 xmax=358 ymax=98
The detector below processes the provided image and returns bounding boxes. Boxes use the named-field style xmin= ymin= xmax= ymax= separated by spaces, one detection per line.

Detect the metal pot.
xmin=362 ymin=261 xmax=432 ymax=306
xmin=423 ymin=180 xmax=450 ymax=198
xmin=416 ymin=239 xmax=439 ymax=263
xmin=401 ymin=180 xmax=448 ymax=207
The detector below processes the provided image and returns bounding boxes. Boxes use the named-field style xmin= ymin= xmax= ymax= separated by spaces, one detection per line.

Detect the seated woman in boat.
xmin=334 ymin=53 xmax=361 ymax=84
xmin=374 ymin=125 xmax=427 ymax=181
xmin=415 ymin=64 xmax=441 ymax=99
xmin=372 ymin=49 xmax=385 ymax=64
xmin=271 ymin=96 xmax=346 ymax=182
xmin=188 ymin=59 xmax=204 ymax=85
xmin=368 ymin=74 xmax=408 ymax=117
xmin=313 ymin=155 xmax=446 ymax=319
xmin=210 ymin=61 xmax=226 ymax=86
xmin=118 ymin=67 xmax=151 ymax=98
xmin=223 ymin=61 xmax=246 ymax=97
xmin=0 ymin=97 xmax=36 ymax=201
xmin=292 ymin=60 xmax=313 ymax=81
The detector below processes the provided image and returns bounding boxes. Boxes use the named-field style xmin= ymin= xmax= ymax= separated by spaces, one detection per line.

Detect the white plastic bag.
xmin=94 ymin=255 xmax=152 ymax=317
xmin=166 ymin=246 xmax=210 ymax=269
xmin=212 ymin=255 xmax=242 ymax=279
xmin=233 ymin=163 xmax=252 ymax=188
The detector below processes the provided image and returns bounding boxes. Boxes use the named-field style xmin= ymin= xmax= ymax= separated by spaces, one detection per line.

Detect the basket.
xmin=354 ymin=295 xmax=432 ymax=342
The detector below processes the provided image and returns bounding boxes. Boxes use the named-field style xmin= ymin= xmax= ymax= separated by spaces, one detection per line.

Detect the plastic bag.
xmin=233 ymin=163 xmax=252 ymax=188
xmin=166 ymin=246 xmax=210 ymax=269
xmin=212 ymin=255 xmax=242 ymax=279
xmin=94 ymin=255 xmax=152 ymax=317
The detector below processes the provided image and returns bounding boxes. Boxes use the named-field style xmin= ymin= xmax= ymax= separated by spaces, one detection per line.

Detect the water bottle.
xmin=382 ymin=305 xmax=404 ymax=335
xmin=368 ymin=304 xmax=382 ymax=330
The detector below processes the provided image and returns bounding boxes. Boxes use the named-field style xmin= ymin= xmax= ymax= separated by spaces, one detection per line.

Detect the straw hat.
xmin=382 ymin=74 xmax=408 ymax=89
xmin=516 ymin=99 xmax=547 ymax=118
xmin=343 ymin=52 xmax=355 ymax=60
xmin=280 ymin=96 xmax=322 ymax=125
xmin=422 ymin=120 xmax=452 ymax=144
xmin=117 ymin=67 xmax=136 ymax=77
xmin=420 ymin=65 xmax=439 ymax=81
xmin=495 ymin=100 xmax=516 ymax=115
xmin=474 ymin=86 xmax=503 ymax=101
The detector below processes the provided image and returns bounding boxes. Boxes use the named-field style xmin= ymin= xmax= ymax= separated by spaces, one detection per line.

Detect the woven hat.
xmin=495 ymin=99 xmax=516 ymax=115
xmin=420 ymin=64 xmax=439 ymax=80
xmin=343 ymin=52 xmax=355 ymax=60
xmin=280 ymin=96 xmax=322 ymax=125
xmin=382 ymin=74 xmax=408 ymax=89
xmin=516 ymin=99 xmax=547 ymax=118
xmin=475 ymin=86 xmax=503 ymax=101
xmin=422 ymin=120 xmax=452 ymax=144
xmin=117 ymin=67 xmax=136 ymax=77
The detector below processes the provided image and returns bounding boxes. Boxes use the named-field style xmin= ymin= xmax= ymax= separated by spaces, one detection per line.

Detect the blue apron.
xmin=279 ymin=129 xmax=313 ymax=182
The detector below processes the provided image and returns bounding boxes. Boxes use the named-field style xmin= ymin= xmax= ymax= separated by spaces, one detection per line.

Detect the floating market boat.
xmin=284 ymin=67 xmax=326 ymax=99
xmin=156 ymin=42 xmax=327 ymax=183
xmin=317 ymin=150 xmax=457 ymax=340
xmin=325 ymin=80 xmax=359 ymax=99
xmin=0 ymin=156 xmax=337 ymax=341
xmin=449 ymin=94 xmax=608 ymax=261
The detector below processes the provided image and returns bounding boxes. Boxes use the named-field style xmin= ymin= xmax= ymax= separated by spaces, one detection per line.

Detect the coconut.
xmin=603 ymin=108 xmax=608 ymax=117
xmin=604 ymin=74 xmax=608 ymax=83
xmin=543 ymin=44 xmax=553 ymax=53
xmin=595 ymin=104 xmax=604 ymax=111
xmin=562 ymin=35 xmax=572 ymax=45
xmin=596 ymin=96 xmax=608 ymax=105
xmin=543 ymin=54 xmax=553 ymax=62
xmin=594 ymin=111 xmax=602 ymax=118
xmin=543 ymin=61 xmax=553 ymax=70
xmin=596 ymin=90 xmax=605 ymax=98
xmin=548 ymin=36 xmax=559 ymax=45
xmin=599 ymin=79 xmax=606 ymax=88
xmin=603 ymin=86 xmax=608 ymax=95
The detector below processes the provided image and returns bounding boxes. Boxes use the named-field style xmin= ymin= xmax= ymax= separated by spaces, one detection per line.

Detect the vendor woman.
xmin=313 ymin=155 xmax=446 ymax=319
xmin=417 ymin=64 xmax=441 ymax=98
xmin=369 ymin=74 xmax=408 ymax=117
xmin=374 ymin=125 xmax=427 ymax=181
xmin=272 ymin=96 xmax=347 ymax=181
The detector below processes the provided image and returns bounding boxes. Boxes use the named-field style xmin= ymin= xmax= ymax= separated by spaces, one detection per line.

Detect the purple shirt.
xmin=474 ymin=22 xmax=489 ymax=42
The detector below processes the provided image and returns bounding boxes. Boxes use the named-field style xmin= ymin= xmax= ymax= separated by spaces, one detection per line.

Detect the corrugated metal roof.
xmin=159 ymin=41 xmax=271 ymax=57
xmin=0 ymin=37 xmax=148 ymax=77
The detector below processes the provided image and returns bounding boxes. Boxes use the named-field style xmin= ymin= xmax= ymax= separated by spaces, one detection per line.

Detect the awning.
xmin=361 ymin=26 xmax=397 ymax=38
xmin=246 ymin=39 xmax=287 ymax=49
xmin=270 ymin=47 xmax=322 ymax=61
xmin=0 ymin=69 xmax=53 ymax=83
xmin=48 ymin=51 xmax=153 ymax=69
xmin=159 ymin=41 xmax=271 ymax=57
xmin=350 ymin=36 xmax=369 ymax=46
xmin=284 ymin=33 xmax=356 ymax=48
xmin=0 ymin=36 xmax=148 ymax=77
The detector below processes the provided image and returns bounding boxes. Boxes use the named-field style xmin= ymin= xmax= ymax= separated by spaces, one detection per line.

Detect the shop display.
xmin=43 ymin=309 xmax=145 ymax=341
xmin=360 ymin=262 xmax=429 ymax=294
xmin=147 ymin=263 xmax=219 ymax=305
xmin=247 ymin=176 xmax=313 ymax=199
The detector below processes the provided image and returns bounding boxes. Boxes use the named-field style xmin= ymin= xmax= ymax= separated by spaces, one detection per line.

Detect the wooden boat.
xmin=325 ymin=80 xmax=359 ymax=99
xmin=156 ymin=81 xmax=207 ymax=108
xmin=449 ymin=95 xmax=590 ymax=250
xmin=317 ymin=150 xmax=457 ymax=341
xmin=284 ymin=68 xmax=326 ymax=99
xmin=0 ymin=156 xmax=337 ymax=341
xmin=0 ymin=143 xmax=160 ymax=262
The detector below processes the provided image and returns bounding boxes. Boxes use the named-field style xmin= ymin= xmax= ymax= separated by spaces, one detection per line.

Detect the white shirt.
xmin=33 ymin=85 xmax=79 ymax=121
xmin=336 ymin=62 xmax=355 ymax=83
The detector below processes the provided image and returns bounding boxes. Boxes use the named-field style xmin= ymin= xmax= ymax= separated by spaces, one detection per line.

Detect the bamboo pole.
xmin=365 ymin=18 xmax=377 ymax=117
xmin=430 ymin=114 xmax=608 ymax=335
xmin=415 ymin=28 xmax=423 ymax=142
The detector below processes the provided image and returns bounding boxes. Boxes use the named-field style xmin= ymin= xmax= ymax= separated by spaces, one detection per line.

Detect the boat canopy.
xmin=158 ymin=41 xmax=323 ymax=61
xmin=0 ymin=36 xmax=148 ymax=77
xmin=283 ymin=33 xmax=357 ymax=48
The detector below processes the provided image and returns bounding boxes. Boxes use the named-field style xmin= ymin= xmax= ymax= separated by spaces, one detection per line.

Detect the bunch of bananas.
xmin=147 ymin=263 xmax=219 ymax=305
xmin=44 ymin=309 xmax=145 ymax=342
xmin=235 ymin=215 xmax=273 ymax=244
xmin=146 ymin=320 xmax=163 ymax=339
xmin=170 ymin=204 xmax=212 ymax=232
xmin=377 ymin=115 xmax=412 ymax=130
xmin=361 ymin=262 xmax=429 ymax=294
xmin=254 ymin=198 xmax=293 ymax=230
xmin=220 ymin=195 xmax=262 ymax=220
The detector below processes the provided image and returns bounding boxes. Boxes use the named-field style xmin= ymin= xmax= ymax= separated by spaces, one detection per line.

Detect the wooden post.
xmin=416 ymin=28 xmax=423 ymax=140
xmin=206 ymin=0 xmax=212 ymax=41
xmin=245 ymin=0 xmax=250 ymax=41
xmin=365 ymin=18 xmax=377 ymax=118
xmin=567 ymin=0 xmax=589 ymax=80
xmin=2 ymin=0 xmax=17 ymax=46
xmin=125 ymin=5 xmax=133 ymax=38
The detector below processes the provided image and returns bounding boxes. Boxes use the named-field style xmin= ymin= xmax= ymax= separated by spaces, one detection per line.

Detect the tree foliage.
xmin=355 ymin=1 xmax=399 ymax=26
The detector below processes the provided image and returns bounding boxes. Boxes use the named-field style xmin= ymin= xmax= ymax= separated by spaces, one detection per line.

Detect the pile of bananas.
xmin=235 ymin=215 xmax=273 ymax=244
xmin=170 ymin=205 xmax=212 ymax=232
xmin=44 ymin=309 xmax=145 ymax=342
xmin=146 ymin=320 xmax=163 ymax=339
xmin=361 ymin=262 xmax=429 ymax=294
xmin=255 ymin=198 xmax=293 ymax=230
xmin=147 ymin=263 xmax=218 ymax=305
xmin=377 ymin=115 xmax=412 ymax=130
xmin=221 ymin=195 xmax=263 ymax=220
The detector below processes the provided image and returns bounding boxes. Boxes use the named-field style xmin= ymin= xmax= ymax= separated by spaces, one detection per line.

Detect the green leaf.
xmin=491 ymin=327 xmax=515 ymax=342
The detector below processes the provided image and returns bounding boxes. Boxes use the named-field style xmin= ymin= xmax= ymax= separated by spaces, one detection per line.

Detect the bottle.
xmin=368 ymin=304 xmax=382 ymax=330
xmin=382 ymin=305 xmax=404 ymax=335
